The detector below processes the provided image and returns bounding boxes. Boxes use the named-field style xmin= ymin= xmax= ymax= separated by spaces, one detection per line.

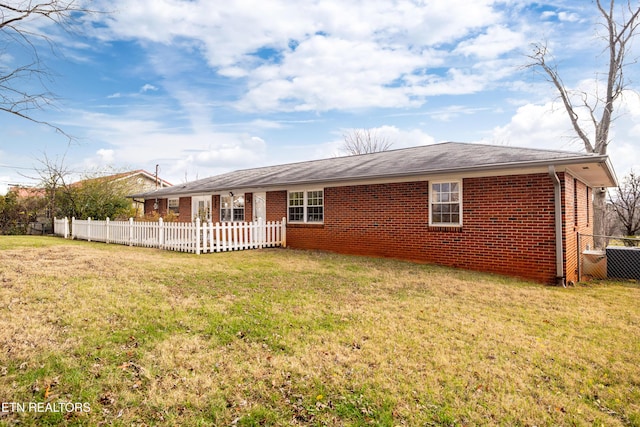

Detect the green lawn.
xmin=0 ymin=236 xmax=639 ymax=426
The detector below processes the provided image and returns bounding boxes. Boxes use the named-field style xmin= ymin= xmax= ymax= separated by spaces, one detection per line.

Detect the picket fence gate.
xmin=53 ymin=217 xmax=286 ymax=254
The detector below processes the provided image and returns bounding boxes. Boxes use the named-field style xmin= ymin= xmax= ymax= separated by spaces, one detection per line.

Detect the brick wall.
xmin=141 ymin=171 xmax=594 ymax=284
xmin=266 ymin=191 xmax=287 ymax=222
xmin=245 ymin=193 xmax=253 ymax=223
xmin=144 ymin=198 xmax=167 ymax=216
xmin=144 ymin=197 xmax=192 ymax=222
xmin=563 ymin=174 xmax=593 ymax=284
xmin=212 ymin=195 xmax=220 ymax=223
xmin=283 ymin=174 xmax=562 ymax=284
xmin=178 ymin=197 xmax=192 ymax=222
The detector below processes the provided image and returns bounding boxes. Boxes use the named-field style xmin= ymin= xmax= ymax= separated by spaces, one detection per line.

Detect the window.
xmin=307 ymin=190 xmax=324 ymax=222
xmin=220 ymin=194 xmax=245 ymax=222
xmin=288 ymin=190 xmax=324 ymax=223
xmin=288 ymin=191 xmax=304 ymax=222
xmin=430 ymin=181 xmax=462 ymax=226
xmin=192 ymin=196 xmax=211 ymax=221
xmin=168 ymin=198 xmax=179 ymax=214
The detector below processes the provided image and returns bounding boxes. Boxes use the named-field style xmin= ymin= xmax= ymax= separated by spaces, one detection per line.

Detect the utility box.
xmin=582 ymin=250 xmax=607 ymax=279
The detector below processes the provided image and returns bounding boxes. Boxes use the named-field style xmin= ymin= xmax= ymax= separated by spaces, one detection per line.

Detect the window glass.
xmin=289 ymin=190 xmax=324 ymax=223
xmin=289 ymin=192 xmax=304 ymax=206
xmin=192 ymin=196 xmax=211 ymax=221
xmin=168 ymin=198 xmax=179 ymax=214
xmin=220 ymin=194 xmax=244 ymax=222
xmin=430 ymin=181 xmax=462 ymax=226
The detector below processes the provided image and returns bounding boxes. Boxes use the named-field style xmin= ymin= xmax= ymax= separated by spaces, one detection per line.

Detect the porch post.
xmin=195 ymin=217 xmax=201 ymax=255
xmin=281 ymin=217 xmax=287 ymax=248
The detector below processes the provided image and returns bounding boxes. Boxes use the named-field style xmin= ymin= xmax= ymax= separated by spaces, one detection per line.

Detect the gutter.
xmin=548 ymin=165 xmax=566 ymax=286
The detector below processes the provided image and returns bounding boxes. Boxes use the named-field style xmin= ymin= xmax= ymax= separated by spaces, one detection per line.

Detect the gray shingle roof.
xmin=131 ymin=142 xmax=615 ymax=198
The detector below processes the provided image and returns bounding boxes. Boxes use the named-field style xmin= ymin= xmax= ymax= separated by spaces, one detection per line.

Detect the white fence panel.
xmin=53 ymin=217 xmax=69 ymax=238
xmin=109 ymin=219 xmax=132 ymax=245
xmin=56 ymin=216 xmax=285 ymax=254
xmin=89 ymin=219 xmax=108 ymax=243
xmin=265 ymin=219 xmax=283 ymax=247
xmin=164 ymin=220 xmax=196 ymax=253
xmin=132 ymin=220 xmax=160 ymax=248
xmin=72 ymin=217 xmax=88 ymax=241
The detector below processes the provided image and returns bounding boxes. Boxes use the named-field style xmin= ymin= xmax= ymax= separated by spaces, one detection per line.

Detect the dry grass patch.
xmin=0 ymin=236 xmax=639 ymax=426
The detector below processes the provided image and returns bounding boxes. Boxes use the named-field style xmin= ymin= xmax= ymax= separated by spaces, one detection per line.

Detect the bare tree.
xmin=1 ymin=1 xmax=93 ymax=137
xmin=609 ymin=171 xmax=640 ymax=238
xmin=341 ymin=128 xmax=393 ymax=155
xmin=526 ymin=0 xmax=640 ymax=245
xmin=30 ymin=152 xmax=71 ymax=229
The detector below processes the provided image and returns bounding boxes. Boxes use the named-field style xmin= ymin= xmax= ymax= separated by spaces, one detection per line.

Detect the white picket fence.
xmin=53 ymin=217 xmax=70 ymax=239
xmin=53 ymin=217 xmax=286 ymax=254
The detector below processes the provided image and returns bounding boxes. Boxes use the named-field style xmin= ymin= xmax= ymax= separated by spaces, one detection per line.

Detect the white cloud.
xmin=140 ymin=84 xmax=158 ymax=92
xmin=236 ymin=35 xmax=430 ymax=112
xmin=180 ymin=136 xmax=266 ymax=168
xmin=557 ymin=12 xmax=580 ymax=23
xmin=93 ymin=0 xmax=501 ymax=64
xmin=329 ymin=125 xmax=436 ymax=157
xmin=0 ymin=177 xmax=9 ymax=196
xmin=489 ymin=102 xmax=582 ymax=149
xmin=247 ymin=119 xmax=285 ymax=130
xmin=88 ymin=0 xmax=524 ymax=112
xmin=428 ymin=105 xmax=492 ymax=122
xmin=64 ymin=109 xmax=268 ymax=184
xmin=0 ymin=53 xmax=14 ymax=66
xmin=488 ymin=91 xmax=640 ymax=178
xmin=106 ymin=86 xmax=158 ymax=100
xmin=540 ymin=9 xmax=580 ymax=23
xmin=97 ymin=148 xmax=115 ymax=163
xmin=455 ymin=25 xmax=525 ymax=59
xmin=375 ymin=125 xmax=436 ymax=149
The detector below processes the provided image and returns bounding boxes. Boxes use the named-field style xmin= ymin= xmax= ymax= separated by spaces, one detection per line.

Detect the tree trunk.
xmin=593 ymin=187 xmax=607 ymax=248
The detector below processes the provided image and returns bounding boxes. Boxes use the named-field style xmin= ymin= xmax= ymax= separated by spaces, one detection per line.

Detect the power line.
xmin=0 ymin=163 xmax=86 ymax=175
xmin=0 ymin=164 xmax=38 ymax=171
xmin=0 ymin=179 xmax=37 ymax=185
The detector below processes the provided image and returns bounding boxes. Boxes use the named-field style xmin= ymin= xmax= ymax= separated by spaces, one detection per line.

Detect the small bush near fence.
xmin=578 ymin=234 xmax=640 ymax=281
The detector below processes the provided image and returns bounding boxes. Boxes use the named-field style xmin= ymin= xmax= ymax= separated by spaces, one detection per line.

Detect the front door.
xmin=253 ymin=192 xmax=266 ymax=221
xmin=192 ymin=196 xmax=212 ymax=221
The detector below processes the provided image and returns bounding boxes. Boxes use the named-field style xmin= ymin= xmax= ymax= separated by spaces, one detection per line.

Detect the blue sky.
xmin=1 ymin=0 xmax=639 ymax=193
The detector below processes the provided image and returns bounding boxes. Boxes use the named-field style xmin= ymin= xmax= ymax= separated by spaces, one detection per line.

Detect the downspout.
xmin=548 ymin=165 xmax=566 ymax=286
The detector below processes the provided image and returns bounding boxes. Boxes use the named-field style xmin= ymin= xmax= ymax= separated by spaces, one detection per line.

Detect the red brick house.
xmin=131 ymin=142 xmax=617 ymax=285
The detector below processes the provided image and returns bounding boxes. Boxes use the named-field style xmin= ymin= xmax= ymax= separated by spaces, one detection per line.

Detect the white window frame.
xmin=429 ymin=180 xmax=462 ymax=227
xmin=288 ymin=189 xmax=324 ymax=223
xmin=168 ymin=198 xmax=179 ymax=214
xmin=192 ymin=196 xmax=212 ymax=221
xmin=220 ymin=194 xmax=245 ymax=222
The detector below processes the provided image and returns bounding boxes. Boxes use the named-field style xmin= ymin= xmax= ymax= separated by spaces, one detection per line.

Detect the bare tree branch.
xmin=526 ymin=0 xmax=640 ymax=242
xmin=609 ymin=171 xmax=640 ymax=238
xmin=341 ymin=128 xmax=394 ymax=155
xmin=525 ymin=43 xmax=595 ymax=152
xmin=18 ymin=151 xmax=71 ymax=230
xmin=0 ymin=1 xmax=95 ymax=140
